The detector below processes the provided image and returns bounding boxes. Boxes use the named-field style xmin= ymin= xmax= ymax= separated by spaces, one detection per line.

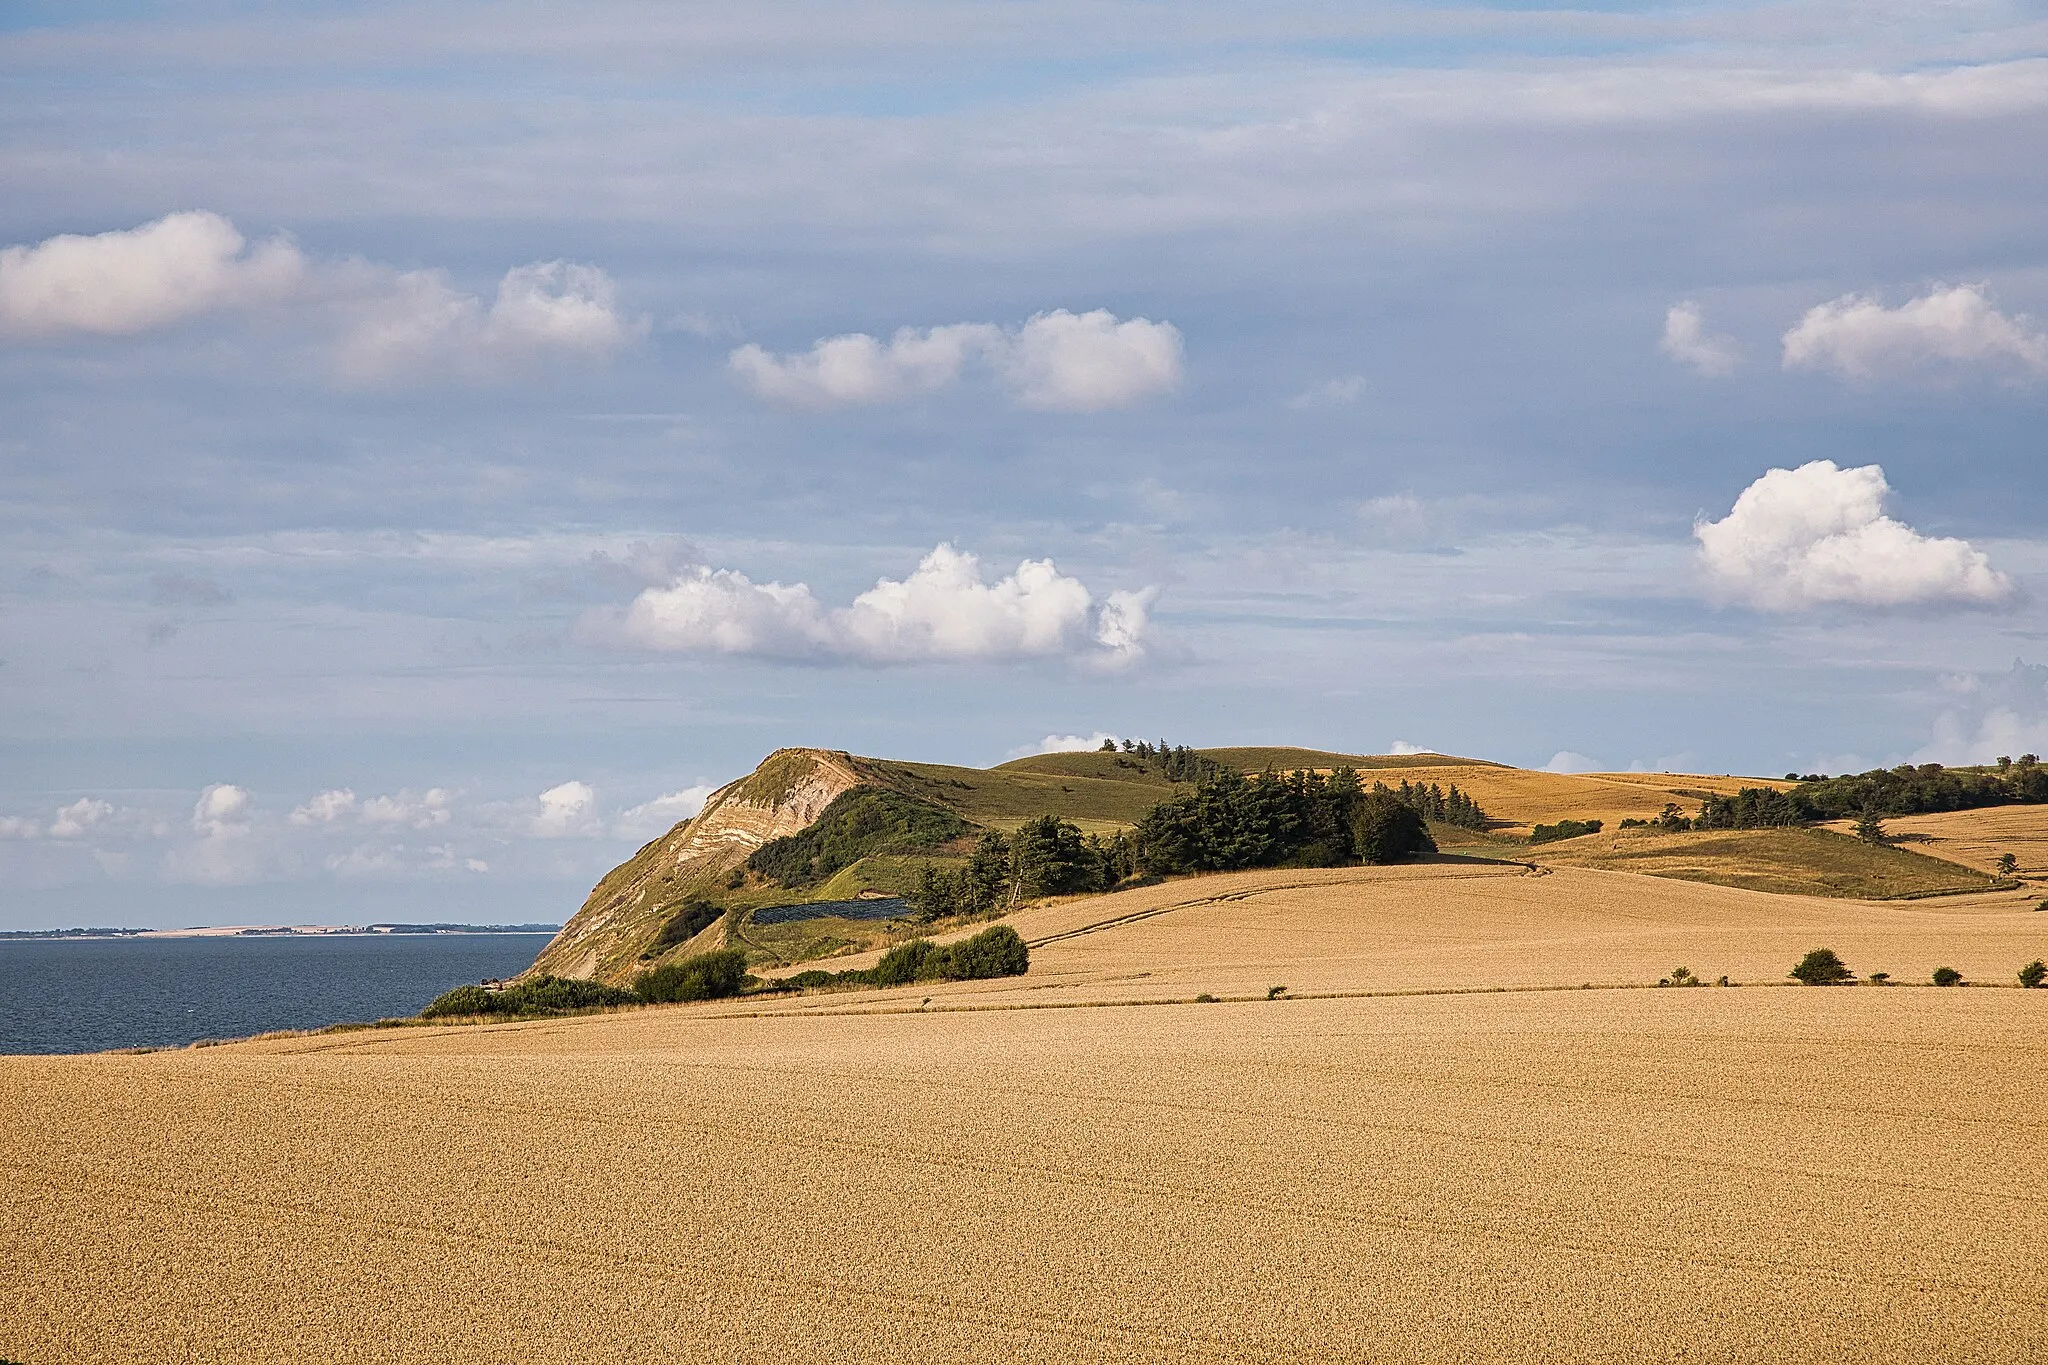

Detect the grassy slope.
xmin=1527 ymin=826 xmax=1995 ymax=899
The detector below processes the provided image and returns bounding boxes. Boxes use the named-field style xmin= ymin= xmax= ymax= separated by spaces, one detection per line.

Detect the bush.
xmin=1789 ymin=947 xmax=1854 ymax=986
xmin=784 ymin=969 xmax=835 ymax=989
xmin=645 ymin=898 xmax=723 ymax=957
xmin=935 ymin=924 xmax=1029 ymax=980
xmin=423 ymin=975 xmax=637 ymax=1020
xmin=1528 ymin=818 xmax=1603 ymax=845
xmin=873 ymin=938 xmax=940 ymax=986
xmin=636 ymin=948 xmax=750 ymax=1003
xmin=2020 ymin=960 xmax=2047 ymax=989
xmin=1932 ymin=966 xmax=1963 ymax=987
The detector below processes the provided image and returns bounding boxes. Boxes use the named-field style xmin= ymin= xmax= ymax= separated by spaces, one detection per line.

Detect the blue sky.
xmin=4 ymin=1 xmax=2047 ymax=928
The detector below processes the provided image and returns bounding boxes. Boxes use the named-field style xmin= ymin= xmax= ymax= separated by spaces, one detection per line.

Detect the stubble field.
xmin=6 ymin=863 xmax=2047 ymax=1363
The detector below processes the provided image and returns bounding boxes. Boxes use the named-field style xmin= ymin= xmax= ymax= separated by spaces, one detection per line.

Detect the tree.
xmin=1853 ymin=810 xmax=1887 ymax=845
xmin=1352 ymin=794 xmax=1434 ymax=864
xmin=1789 ymin=947 xmax=1854 ymax=986
xmin=1932 ymin=965 xmax=1963 ymax=987
xmin=1996 ymin=852 xmax=2019 ymax=877
xmin=2018 ymin=960 xmax=2046 ymax=989
xmin=1099 ymin=737 xmax=1118 ymax=752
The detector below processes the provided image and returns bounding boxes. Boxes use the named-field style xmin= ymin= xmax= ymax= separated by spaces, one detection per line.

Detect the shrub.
xmin=1868 ymin=972 xmax=1892 ymax=986
xmin=934 ymin=924 xmax=1030 ymax=980
xmin=2021 ymin=960 xmax=2047 ymax=989
xmin=420 ymin=984 xmax=495 ymax=1019
xmin=636 ymin=948 xmax=750 ymax=1003
xmin=645 ymin=898 xmax=723 ymax=957
xmin=1932 ymin=966 xmax=1963 ymax=987
xmin=873 ymin=938 xmax=939 ymax=987
xmin=1528 ymin=818 xmax=1603 ymax=844
xmin=784 ymin=969 xmax=834 ymax=989
xmin=1789 ymin=947 xmax=1854 ymax=986
xmin=1352 ymin=794 xmax=1435 ymax=864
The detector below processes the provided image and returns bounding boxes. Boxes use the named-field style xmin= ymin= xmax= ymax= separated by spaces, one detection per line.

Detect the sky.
xmin=4 ymin=1 xmax=2048 ymax=929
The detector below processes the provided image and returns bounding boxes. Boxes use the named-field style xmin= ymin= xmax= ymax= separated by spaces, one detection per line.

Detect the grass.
xmin=1526 ymin=826 xmax=1996 ymax=899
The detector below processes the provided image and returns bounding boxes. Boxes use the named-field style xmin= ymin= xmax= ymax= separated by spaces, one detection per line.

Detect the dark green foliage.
xmin=1789 ymin=947 xmax=1854 ymax=986
xmin=1995 ymin=852 xmax=2019 ymax=877
xmin=1351 ymin=793 xmax=1435 ymax=864
xmin=746 ymin=787 xmax=971 ymax=888
xmin=1011 ymin=814 xmax=1099 ymax=897
xmin=1368 ymin=778 xmax=1490 ymax=829
xmin=873 ymin=938 xmax=940 ymax=986
xmin=645 ymin=898 xmax=722 ymax=956
xmin=422 ymin=975 xmax=637 ymax=1019
xmin=1693 ymin=787 xmax=1805 ymax=830
xmin=1853 ymin=810 xmax=1887 ymax=845
xmin=635 ymin=948 xmax=750 ymax=1003
xmin=1790 ymin=759 xmax=2047 ymax=819
xmin=2018 ymin=960 xmax=2046 ymax=989
xmin=1932 ymin=965 xmax=1963 ymax=987
xmin=1528 ymin=818 xmax=1603 ymax=844
xmin=932 ymin=924 xmax=1029 ymax=980
xmin=1135 ymin=768 xmax=1435 ymax=876
xmin=1116 ymin=738 xmax=1228 ymax=784
xmin=784 ymin=969 xmax=835 ymax=989
xmin=906 ymin=822 xmax=1132 ymax=921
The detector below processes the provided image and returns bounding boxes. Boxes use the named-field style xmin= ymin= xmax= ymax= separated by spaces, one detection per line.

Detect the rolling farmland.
xmin=6 ymin=862 xmax=2047 ymax=1362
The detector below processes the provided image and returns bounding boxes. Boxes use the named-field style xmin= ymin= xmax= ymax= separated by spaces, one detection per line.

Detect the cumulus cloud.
xmin=165 ymin=783 xmax=276 ymax=885
xmin=191 ymin=783 xmax=252 ymax=837
xmin=1387 ymin=740 xmax=1435 ymax=755
xmin=1023 ymin=732 xmax=1123 ymax=757
xmin=531 ymin=780 xmax=602 ymax=838
xmin=1659 ymin=301 xmax=1741 ymax=377
xmin=1916 ymin=660 xmax=2048 ymax=766
xmin=0 ymin=797 xmax=119 ymax=840
xmin=1542 ymin=751 xmax=1602 ymax=774
xmin=730 ymin=308 xmax=1182 ymax=412
xmin=291 ymin=787 xmax=452 ymax=830
xmin=1696 ymin=461 xmax=2014 ymax=611
xmin=0 ymin=210 xmax=305 ymax=338
xmin=596 ymin=543 xmax=1154 ymax=666
xmin=1782 ymin=283 xmax=2048 ymax=382
xmin=613 ymin=786 xmax=715 ymax=841
xmin=336 ymin=260 xmax=642 ymax=385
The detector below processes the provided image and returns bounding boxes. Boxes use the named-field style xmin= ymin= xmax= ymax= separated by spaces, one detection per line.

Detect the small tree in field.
xmin=1932 ymin=966 xmax=1963 ymax=987
xmin=1790 ymin=947 xmax=1854 ymax=986
xmin=2018 ymin=960 xmax=2046 ymax=989
xmin=1996 ymin=852 xmax=2019 ymax=877
xmin=1853 ymin=811 xmax=1887 ymax=845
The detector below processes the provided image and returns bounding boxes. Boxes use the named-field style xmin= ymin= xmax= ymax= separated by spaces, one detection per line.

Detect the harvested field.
xmin=1327 ymin=764 xmax=1790 ymax=835
xmin=1849 ymin=805 xmax=2048 ymax=880
xmin=8 ymin=864 xmax=2047 ymax=1363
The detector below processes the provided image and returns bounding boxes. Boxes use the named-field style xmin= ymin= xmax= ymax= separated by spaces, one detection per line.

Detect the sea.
xmin=0 ymin=932 xmax=556 ymax=1055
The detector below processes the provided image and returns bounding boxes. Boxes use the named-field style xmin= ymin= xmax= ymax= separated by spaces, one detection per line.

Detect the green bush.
xmin=1932 ymin=966 xmax=1963 ymax=987
xmin=645 ymin=898 xmax=723 ymax=957
xmin=2020 ymin=960 xmax=2047 ymax=989
xmin=636 ymin=948 xmax=750 ymax=1003
xmin=1789 ymin=947 xmax=1854 ymax=986
xmin=784 ymin=969 xmax=835 ymax=989
xmin=1529 ymin=818 xmax=1603 ymax=845
xmin=873 ymin=938 xmax=940 ymax=986
xmin=936 ymin=924 xmax=1029 ymax=980
xmin=422 ymin=975 xmax=637 ymax=1020
xmin=1352 ymin=794 xmax=1436 ymax=864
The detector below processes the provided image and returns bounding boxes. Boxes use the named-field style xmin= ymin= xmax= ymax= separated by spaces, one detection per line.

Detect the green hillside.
xmin=1199 ymin=746 xmax=1500 ymax=772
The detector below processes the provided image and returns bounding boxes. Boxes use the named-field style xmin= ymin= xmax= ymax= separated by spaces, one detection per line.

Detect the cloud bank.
xmin=1782 ymin=284 xmax=2048 ymax=382
xmin=730 ymin=309 xmax=1183 ymax=411
xmin=596 ymin=543 xmax=1154 ymax=666
xmin=1659 ymin=302 xmax=1740 ymax=377
xmin=336 ymin=260 xmax=642 ymax=386
xmin=1696 ymin=461 xmax=2013 ymax=610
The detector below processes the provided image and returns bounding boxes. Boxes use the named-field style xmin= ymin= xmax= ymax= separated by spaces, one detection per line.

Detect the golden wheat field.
xmin=7 ymin=864 xmax=2048 ymax=1364
xmin=1851 ymin=804 xmax=2048 ymax=879
xmin=1342 ymin=764 xmax=1788 ymax=834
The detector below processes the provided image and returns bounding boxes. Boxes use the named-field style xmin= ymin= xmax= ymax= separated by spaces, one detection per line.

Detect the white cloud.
xmin=1696 ymin=460 xmax=2014 ymax=611
xmin=292 ymin=787 xmax=451 ymax=830
xmin=614 ymin=786 xmax=715 ymax=841
xmin=191 ymin=783 xmax=252 ymax=837
xmin=531 ymin=780 xmax=602 ymax=838
xmin=728 ymin=322 xmax=998 ymax=407
xmin=597 ymin=543 xmax=1154 ymax=666
xmin=729 ymin=308 xmax=1181 ymax=412
xmin=1915 ymin=660 xmax=2048 ymax=765
xmin=1024 ymin=731 xmax=1123 ymax=757
xmin=1288 ymin=375 xmax=1369 ymax=408
xmin=1659 ymin=301 xmax=1740 ymax=377
xmin=1781 ymin=283 xmax=2048 ymax=383
xmin=0 ymin=211 xmax=305 ymax=338
xmin=336 ymin=260 xmax=642 ymax=385
xmin=1387 ymin=740 xmax=1433 ymax=755
xmin=997 ymin=309 xmax=1184 ymax=411
xmin=48 ymin=798 xmax=114 ymax=839
xmin=1542 ymin=750 xmax=1602 ymax=774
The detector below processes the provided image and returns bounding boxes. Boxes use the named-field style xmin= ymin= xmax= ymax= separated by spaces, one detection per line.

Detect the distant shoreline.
xmin=0 ymin=924 xmax=560 ymax=941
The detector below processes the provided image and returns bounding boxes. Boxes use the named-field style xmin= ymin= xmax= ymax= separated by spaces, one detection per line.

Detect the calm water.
xmin=0 ymin=933 xmax=554 ymax=1055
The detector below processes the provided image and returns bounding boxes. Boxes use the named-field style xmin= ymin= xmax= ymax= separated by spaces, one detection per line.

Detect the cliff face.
xmin=524 ymin=748 xmax=871 ymax=984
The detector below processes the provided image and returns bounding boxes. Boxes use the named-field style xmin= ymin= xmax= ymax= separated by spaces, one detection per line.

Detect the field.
xmin=1523 ymin=826 xmax=1996 ymax=900
xmin=7 ymin=862 xmax=2048 ymax=1363
xmin=1845 ymin=805 xmax=2048 ymax=880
